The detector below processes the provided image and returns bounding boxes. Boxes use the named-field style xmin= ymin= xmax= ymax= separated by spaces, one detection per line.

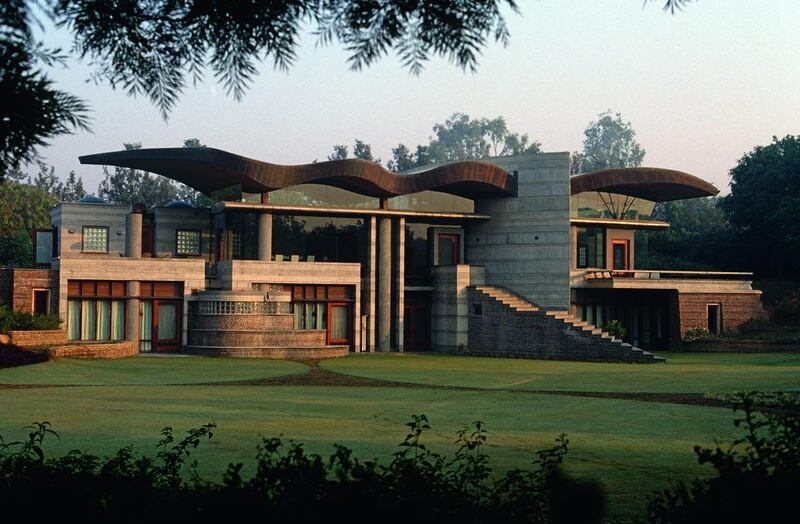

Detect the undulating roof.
xmin=570 ymin=167 xmax=718 ymax=201
xmin=79 ymin=147 xmax=516 ymax=199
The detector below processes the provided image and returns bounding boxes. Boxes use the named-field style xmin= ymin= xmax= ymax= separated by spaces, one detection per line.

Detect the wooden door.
xmin=327 ymin=302 xmax=350 ymax=346
xmin=403 ymin=303 xmax=430 ymax=351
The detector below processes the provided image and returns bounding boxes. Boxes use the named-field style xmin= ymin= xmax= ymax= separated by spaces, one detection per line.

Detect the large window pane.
xmin=111 ymin=300 xmax=125 ymax=341
xmin=81 ymin=300 xmax=96 ymax=340
xmin=158 ymin=304 xmax=177 ymax=340
xmin=576 ymin=227 xmax=605 ymax=269
xmin=96 ymin=300 xmax=111 ymax=340
xmin=68 ymin=300 xmax=80 ymax=341
xmin=140 ymin=301 xmax=153 ymax=352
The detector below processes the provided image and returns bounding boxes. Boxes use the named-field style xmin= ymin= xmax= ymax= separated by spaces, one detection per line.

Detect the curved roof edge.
xmin=79 ymin=147 xmax=516 ymax=199
xmin=570 ymin=167 xmax=718 ymax=202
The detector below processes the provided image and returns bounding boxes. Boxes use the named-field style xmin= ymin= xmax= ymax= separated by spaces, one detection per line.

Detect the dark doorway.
xmin=33 ymin=290 xmax=49 ymax=315
xmin=707 ymin=304 xmax=721 ymax=335
xmin=404 ymin=303 xmax=430 ymax=351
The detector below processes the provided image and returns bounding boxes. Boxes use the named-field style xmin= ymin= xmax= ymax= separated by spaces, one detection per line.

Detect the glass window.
xmin=34 ymin=230 xmax=53 ymax=264
xmin=576 ymin=227 xmax=605 ymax=268
xmin=176 ymin=230 xmax=201 ymax=256
xmin=68 ymin=299 xmax=125 ymax=342
xmin=82 ymin=226 xmax=108 ymax=253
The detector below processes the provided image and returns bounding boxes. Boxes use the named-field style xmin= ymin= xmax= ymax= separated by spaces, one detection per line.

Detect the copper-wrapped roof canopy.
xmin=570 ymin=167 xmax=718 ymax=201
xmin=79 ymin=147 xmax=516 ymax=199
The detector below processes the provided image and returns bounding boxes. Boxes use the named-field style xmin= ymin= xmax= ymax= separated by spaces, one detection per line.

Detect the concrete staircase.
xmin=470 ymin=285 xmax=665 ymax=363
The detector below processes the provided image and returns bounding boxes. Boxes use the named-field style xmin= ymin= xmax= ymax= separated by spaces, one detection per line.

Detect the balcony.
xmin=570 ymin=269 xmax=756 ymax=293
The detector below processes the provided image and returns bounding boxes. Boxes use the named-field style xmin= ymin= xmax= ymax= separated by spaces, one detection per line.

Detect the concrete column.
xmin=126 ymin=212 xmax=142 ymax=259
xmin=362 ymin=216 xmax=377 ymax=352
xmin=378 ymin=217 xmax=392 ymax=351
xmin=394 ymin=217 xmax=405 ymax=352
xmin=257 ymin=213 xmax=273 ymax=261
xmin=126 ymin=281 xmax=140 ymax=346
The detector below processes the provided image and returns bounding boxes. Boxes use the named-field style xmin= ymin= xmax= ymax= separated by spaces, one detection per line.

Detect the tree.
xmin=352 ymin=140 xmax=374 ymax=161
xmin=98 ymin=143 xmax=179 ymax=207
xmin=571 ymin=110 xmax=645 ymax=175
xmin=25 ymin=161 xmax=87 ymax=202
xmin=387 ymin=144 xmax=416 ymax=172
xmin=427 ymin=113 xmax=541 ymax=163
xmin=2 ymin=0 xmax=521 ymax=178
xmin=328 ymin=145 xmax=348 ymax=161
xmin=720 ymin=135 xmax=800 ymax=276
xmin=0 ymin=180 xmax=55 ymax=237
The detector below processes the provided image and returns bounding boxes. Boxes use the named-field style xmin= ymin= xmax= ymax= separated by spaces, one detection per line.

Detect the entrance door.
xmin=140 ymin=300 xmax=181 ymax=352
xmin=327 ymin=303 xmax=350 ymax=346
xmin=612 ymin=240 xmax=629 ymax=270
xmin=403 ymin=303 xmax=430 ymax=351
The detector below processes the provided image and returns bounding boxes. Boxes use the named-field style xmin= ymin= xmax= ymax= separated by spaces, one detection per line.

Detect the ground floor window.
xmin=293 ymin=302 xmax=327 ymax=330
xmin=68 ymin=299 xmax=125 ymax=341
xmin=578 ymin=304 xmax=604 ymax=326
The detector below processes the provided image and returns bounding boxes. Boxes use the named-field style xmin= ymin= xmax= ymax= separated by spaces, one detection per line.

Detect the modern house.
xmin=0 ymin=148 xmax=763 ymax=363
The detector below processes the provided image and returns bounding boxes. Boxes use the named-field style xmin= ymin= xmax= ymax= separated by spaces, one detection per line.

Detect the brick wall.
xmin=188 ymin=329 xmax=326 ymax=347
xmin=185 ymin=345 xmax=349 ymax=359
xmin=46 ymin=341 xmax=137 ymax=359
xmin=678 ymin=292 xmax=764 ymax=336
xmin=466 ymin=288 xmax=659 ymax=363
xmin=7 ymin=329 xmax=68 ymax=347
xmin=192 ymin=314 xmax=294 ymax=330
xmin=0 ymin=268 xmax=58 ymax=314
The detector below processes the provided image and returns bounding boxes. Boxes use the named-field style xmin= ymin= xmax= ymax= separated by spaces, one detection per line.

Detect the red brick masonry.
xmin=678 ymin=292 xmax=763 ymax=336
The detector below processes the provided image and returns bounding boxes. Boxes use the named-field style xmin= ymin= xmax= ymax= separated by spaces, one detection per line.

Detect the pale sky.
xmin=31 ymin=0 xmax=800 ymax=194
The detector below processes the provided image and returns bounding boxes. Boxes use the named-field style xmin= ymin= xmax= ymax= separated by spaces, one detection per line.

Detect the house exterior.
xmin=0 ymin=148 xmax=763 ymax=362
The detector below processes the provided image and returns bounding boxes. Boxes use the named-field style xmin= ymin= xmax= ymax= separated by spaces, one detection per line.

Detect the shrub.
xmin=0 ymin=305 xmax=61 ymax=332
xmin=647 ymin=393 xmax=800 ymax=523
xmin=0 ymin=416 xmax=605 ymax=523
xmin=682 ymin=327 xmax=712 ymax=343
xmin=600 ymin=319 xmax=626 ymax=339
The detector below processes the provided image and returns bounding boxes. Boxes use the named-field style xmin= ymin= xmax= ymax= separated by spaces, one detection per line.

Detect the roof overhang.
xmin=570 ymin=167 xmax=718 ymax=201
xmin=570 ymin=217 xmax=670 ymax=230
xmin=79 ymin=147 xmax=517 ymax=199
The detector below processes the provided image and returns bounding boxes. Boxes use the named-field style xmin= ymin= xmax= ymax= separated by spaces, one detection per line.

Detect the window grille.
xmin=176 ymin=230 xmax=201 ymax=255
xmin=82 ymin=226 xmax=108 ymax=252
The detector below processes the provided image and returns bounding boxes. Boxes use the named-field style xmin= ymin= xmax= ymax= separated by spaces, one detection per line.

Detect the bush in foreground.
xmin=0 ymin=305 xmax=61 ymax=331
xmin=0 ymin=415 xmax=604 ymax=523
xmin=648 ymin=393 xmax=800 ymax=523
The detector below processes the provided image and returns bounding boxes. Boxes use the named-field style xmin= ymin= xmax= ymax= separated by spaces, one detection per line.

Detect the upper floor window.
xmin=176 ymin=229 xmax=201 ymax=256
xmin=82 ymin=226 xmax=109 ymax=253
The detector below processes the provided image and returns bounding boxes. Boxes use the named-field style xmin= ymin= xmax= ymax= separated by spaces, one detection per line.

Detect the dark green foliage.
xmin=0 ymin=416 xmax=604 ymax=523
xmin=647 ymin=393 xmax=800 ymax=523
xmin=720 ymin=135 xmax=800 ymax=276
xmin=0 ymin=180 xmax=55 ymax=237
xmin=0 ymin=305 xmax=62 ymax=331
xmin=600 ymin=319 xmax=626 ymax=340
xmin=0 ymin=231 xmax=33 ymax=267
xmin=638 ymin=197 xmax=743 ymax=271
xmin=771 ymin=289 xmax=800 ymax=325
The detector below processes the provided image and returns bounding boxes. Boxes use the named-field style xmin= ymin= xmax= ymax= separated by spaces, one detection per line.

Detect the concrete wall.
xmin=152 ymin=207 xmax=212 ymax=259
xmin=466 ymin=152 xmax=571 ymax=310
xmin=52 ymin=203 xmax=129 ymax=258
xmin=431 ymin=264 xmax=484 ymax=352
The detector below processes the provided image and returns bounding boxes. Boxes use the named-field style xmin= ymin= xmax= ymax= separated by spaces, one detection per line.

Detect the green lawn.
xmin=1 ymin=352 xmax=791 ymax=521
xmin=0 ymin=356 xmax=307 ymax=385
xmin=321 ymin=352 xmax=800 ymax=393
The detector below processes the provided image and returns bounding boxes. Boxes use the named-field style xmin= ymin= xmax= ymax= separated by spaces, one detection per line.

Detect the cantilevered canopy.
xmin=79 ymin=147 xmax=516 ymax=199
xmin=570 ymin=167 xmax=718 ymax=201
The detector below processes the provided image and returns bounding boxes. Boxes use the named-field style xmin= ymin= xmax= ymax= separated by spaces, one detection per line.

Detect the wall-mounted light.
xmin=68 ymin=228 xmax=75 ymax=234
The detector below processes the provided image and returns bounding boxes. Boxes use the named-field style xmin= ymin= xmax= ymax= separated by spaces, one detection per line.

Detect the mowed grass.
xmin=321 ymin=352 xmax=800 ymax=393
xmin=0 ymin=382 xmax=738 ymax=521
xmin=0 ymin=356 xmax=307 ymax=385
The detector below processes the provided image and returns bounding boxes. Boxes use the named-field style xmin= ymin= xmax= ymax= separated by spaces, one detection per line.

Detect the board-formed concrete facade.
xmin=0 ymin=149 xmax=764 ymax=362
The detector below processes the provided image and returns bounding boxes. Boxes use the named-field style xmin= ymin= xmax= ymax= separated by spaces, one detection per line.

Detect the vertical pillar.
xmin=394 ymin=217 xmax=405 ymax=352
xmin=126 ymin=281 xmax=140 ymax=346
xmin=258 ymin=213 xmax=273 ymax=261
xmin=363 ymin=216 xmax=377 ymax=352
xmin=126 ymin=211 xmax=142 ymax=259
xmin=378 ymin=217 xmax=392 ymax=351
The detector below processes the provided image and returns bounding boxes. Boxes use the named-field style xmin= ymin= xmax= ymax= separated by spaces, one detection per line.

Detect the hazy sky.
xmin=31 ymin=0 xmax=800 ymax=194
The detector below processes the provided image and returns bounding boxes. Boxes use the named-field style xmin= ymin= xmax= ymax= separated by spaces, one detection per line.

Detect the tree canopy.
xmin=720 ymin=135 xmax=800 ymax=276
xmin=427 ymin=113 xmax=541 ymax=163
xmin=571 ymin=110 xmax=645 ymax=175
